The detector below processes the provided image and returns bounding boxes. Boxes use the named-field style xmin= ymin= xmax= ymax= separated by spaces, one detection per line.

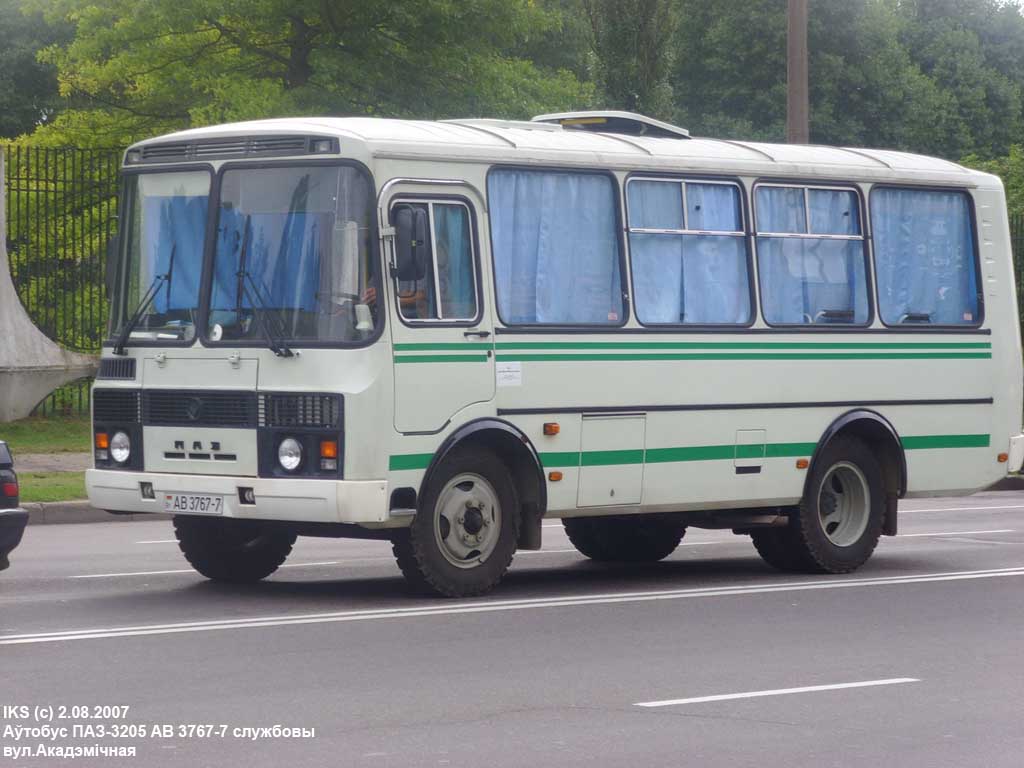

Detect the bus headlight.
xmin=277 ymin=438 xmax=303 ymax=472
xmin=110 ymin=431 xmax=132 ymax=464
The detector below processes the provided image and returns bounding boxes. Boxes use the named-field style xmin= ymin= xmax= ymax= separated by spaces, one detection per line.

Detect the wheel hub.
xmin=433 ymin=473 xmax=502 ymax=569
xmin=817 ymin=461 xmax=870 ymax=547
xmin=462 ymin=506 xmax=484 ymax=535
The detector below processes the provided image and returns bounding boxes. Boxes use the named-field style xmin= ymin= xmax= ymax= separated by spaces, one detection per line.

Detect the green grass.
xmin=18 ymin=471 xmax=87 ymax=503
xmin=1 ymin=416 xmax=91 ymax=455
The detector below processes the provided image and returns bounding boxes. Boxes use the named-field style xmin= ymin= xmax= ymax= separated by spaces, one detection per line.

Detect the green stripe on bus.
xmin=580 ymin=449 xmax=645 ymax=466
xmin=902 ymin=434 xmax=990 ymax=449
xmin=389 ymin=453 xmax=434 ymax=471
xmin=394 ymin=343 xmax=493 ymax=351
xmin=393 ymin=355 xmax=490 ymax=363
xmin=537 ymin=451 xmax=582 ymax=467
xmin=495 ymin=341 xmax=991 ymax=350
xmin=495 ymin=352 xmax=991 ymax=362
xmin=645 ymin=445 xmax=735 ymax=463
xmin=394 ymin=435 xmax=988 ymax=473
xmin=765 ymin=442 xmax=820 ymax=457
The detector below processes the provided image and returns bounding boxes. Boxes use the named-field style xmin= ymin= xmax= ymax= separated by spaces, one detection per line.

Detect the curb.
xmin=24 ymin=500 xmax=171 ymax=525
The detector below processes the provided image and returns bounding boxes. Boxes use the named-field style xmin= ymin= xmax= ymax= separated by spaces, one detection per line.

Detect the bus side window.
xmin=392 ymin=201 xmax=477 ymax=322
xmin=755 ymin=185 xmax=870 ymax=326
xmin=870 ymin=188 xmax=979 ymax=326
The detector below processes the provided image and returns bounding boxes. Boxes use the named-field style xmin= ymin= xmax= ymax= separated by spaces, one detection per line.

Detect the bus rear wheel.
xmin=392 ymin=447 xmax=519 ymax=597
xmin=173 ymin=516 xmax=296 ymax=583
xmin=563 ymin=516 xmax=686 ymax=562
xmin=752 ymin=436 xmax=884 ymax=574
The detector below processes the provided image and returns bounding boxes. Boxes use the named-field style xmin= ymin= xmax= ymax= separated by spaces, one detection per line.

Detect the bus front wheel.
xmin=173 ymin=516 xmax=296 ymax=583
xmin=752 ymin=436 xmax=884 ymax=573
xmin=392 ymin=447 xmax=520 ymax=597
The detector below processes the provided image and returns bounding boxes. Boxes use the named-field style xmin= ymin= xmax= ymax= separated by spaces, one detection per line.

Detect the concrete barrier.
xmin=0 ymin=153 xmax=97 ymax=422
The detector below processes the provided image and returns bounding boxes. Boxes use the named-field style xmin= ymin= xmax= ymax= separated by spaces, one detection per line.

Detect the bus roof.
xmin=126 ymin=115 xmax=995 ymax=188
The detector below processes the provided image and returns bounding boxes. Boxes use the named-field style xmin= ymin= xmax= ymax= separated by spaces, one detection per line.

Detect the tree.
xmin=963 ymin=145 xmax=1024 ymax=216
xmin=581 ymin=0 xmax=679 ymax=119
xmin=23 ymin=0 xmax=592 ymax=147
xmin=0 ymin=1 xmax=72 ymax=138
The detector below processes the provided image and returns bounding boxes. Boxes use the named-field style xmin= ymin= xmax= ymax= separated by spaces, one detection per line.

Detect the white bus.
xmin=87 ymin=111 xmax=1024 ymax=596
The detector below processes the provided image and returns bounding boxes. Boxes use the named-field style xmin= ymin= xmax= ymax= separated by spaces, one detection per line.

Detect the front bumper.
xmin=0 ymin=508 xmax=28 ymax=570
xmin=86 ymin=470 xmax=388 ymax=525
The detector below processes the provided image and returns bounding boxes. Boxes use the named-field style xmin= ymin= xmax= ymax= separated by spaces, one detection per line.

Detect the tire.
xmin=752 ymin=436 xmax=884 ymax=574
xmin=563 ymin=516 xmax=686 ymax=563
xmin=173 ymin=515 xmax=296 ymax=583
xmin=392 ymin=447 xmax=519 ymax=597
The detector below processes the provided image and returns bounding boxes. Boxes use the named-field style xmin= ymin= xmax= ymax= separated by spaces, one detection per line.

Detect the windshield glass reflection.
xmin=208 ymin=165 xmax=378 ymax=345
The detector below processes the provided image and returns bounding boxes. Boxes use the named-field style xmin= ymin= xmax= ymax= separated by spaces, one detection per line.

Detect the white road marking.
xmin=900 ymin=504 xmax=1024 ymax=514
xmin=72 ymin=568 xmax=194 ymax=579
xmin=136 ymin=540 xmax=177 ymax=545
xmin=518 ymin=549 xmax=577 ymax=555
xmin=71 ymin=561 xmax=341 ymax=579
xmin=634 ymin=678 xmax=920 ymax=708
xmin=21 ymin=565 xmax=1024 ymax=646
xmin=280 ymin=561 xmax=340 ymax=568
xmin=897 ymin=529 xmax=1014 ymax=538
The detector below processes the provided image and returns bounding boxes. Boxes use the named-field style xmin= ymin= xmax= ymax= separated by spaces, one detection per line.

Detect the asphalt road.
xmin=3 ymin=492 xmax=1024 ymax=768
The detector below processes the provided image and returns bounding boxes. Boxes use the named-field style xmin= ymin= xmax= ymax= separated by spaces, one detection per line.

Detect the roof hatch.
xmin=531 ymin=111 xmax=691 ymax=140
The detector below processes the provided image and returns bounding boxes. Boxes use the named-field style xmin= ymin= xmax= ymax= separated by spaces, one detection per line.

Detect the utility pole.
xmin=786 ymin=0 xmax=809 ymax=144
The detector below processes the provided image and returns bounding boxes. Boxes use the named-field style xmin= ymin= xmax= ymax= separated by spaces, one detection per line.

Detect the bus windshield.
xmin=208 ymin=165 xmax=379 ymax=345
xmin=112 ymin=170 xmax=211 ymax=342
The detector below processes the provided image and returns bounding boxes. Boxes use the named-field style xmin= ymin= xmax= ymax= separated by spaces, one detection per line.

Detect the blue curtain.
xmin=210 ymin=209 xmax=322 ymax=314
xmin=144 ymin=195 xmax=208 ymax=313
xmin=434 ymin=204 xmax=475 ymax=318
xmin=756 ymin=185 xmax=867 ymax=324
xmin=631 ymin=234 xmax=685 ymax=323
xmin=871 ymin=188 xmax=978 ymax=325
xmin=809 ymin=189 xmax=859 ymax=235
xmin=489 ymin=170 xmax=623 ymax=325
xmin=756 ymin=187 xmax=806 ymax=233
xmin=687 ymin=184 xmax=742 ymax=232
xmin=629 ymin=181 xmax=749 ymax=324
xmin=627 ymin=181 xmax=683 ymax=229
xmin=758 ymin=238 xmax=868 ymax=324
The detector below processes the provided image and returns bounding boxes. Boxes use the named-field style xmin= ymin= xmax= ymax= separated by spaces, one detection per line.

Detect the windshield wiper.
xmin=236 ymin=215 xmax=294 ymax=358
xmin=112 ymin=244 xmax=175 ymax=356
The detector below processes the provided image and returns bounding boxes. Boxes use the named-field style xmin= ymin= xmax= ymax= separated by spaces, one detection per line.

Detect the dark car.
xmin=0 ymin=441 xmax=27 ymax=571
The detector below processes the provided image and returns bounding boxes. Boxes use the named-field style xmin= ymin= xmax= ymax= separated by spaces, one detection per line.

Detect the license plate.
xmin=163 ymin=493 xmax=224 ymax=515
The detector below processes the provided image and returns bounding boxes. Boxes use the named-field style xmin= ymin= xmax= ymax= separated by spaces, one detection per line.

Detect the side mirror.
xmin=394 ymin=206 xmax=430 ymax=281
xmin=104 ymin=235 xmax=120 ymax=299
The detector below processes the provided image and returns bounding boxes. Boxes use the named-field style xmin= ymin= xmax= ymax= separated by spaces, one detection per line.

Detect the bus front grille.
xmin=142 ymin=390 xmax=258 ymax=428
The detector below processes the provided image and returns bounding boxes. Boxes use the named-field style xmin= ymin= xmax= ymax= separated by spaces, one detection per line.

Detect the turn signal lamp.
xmin=998 ymin=453 xmax=1009 ymax=463
xmin=548 ymin=471 xmax=563 ymax=482
xmin=796 ymin=458 xmax=809 ymax=470
xmin=320 ymin=440 xmax=339 ymax=459
xmin=543 ymin=423 xmax=560 ymax=436
xmin=95 ymin=433 xmax=109 ymax=449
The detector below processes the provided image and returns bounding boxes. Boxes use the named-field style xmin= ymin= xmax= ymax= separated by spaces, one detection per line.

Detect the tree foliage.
xmin=22 ymin=0 xmax=593 ymax=147
xmin=0 ymin=1 xmax=72 ymax=138
xmin=582 ymin=0 xmax=678 ymax=120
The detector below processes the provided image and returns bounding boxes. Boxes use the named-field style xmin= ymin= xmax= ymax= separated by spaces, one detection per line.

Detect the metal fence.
xmin=4 ymin=145 xmax=121 ymax=416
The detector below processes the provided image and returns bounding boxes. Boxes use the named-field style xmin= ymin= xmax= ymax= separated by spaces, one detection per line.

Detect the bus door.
xmin=382 ymin=183 xmax=495 ymax=434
